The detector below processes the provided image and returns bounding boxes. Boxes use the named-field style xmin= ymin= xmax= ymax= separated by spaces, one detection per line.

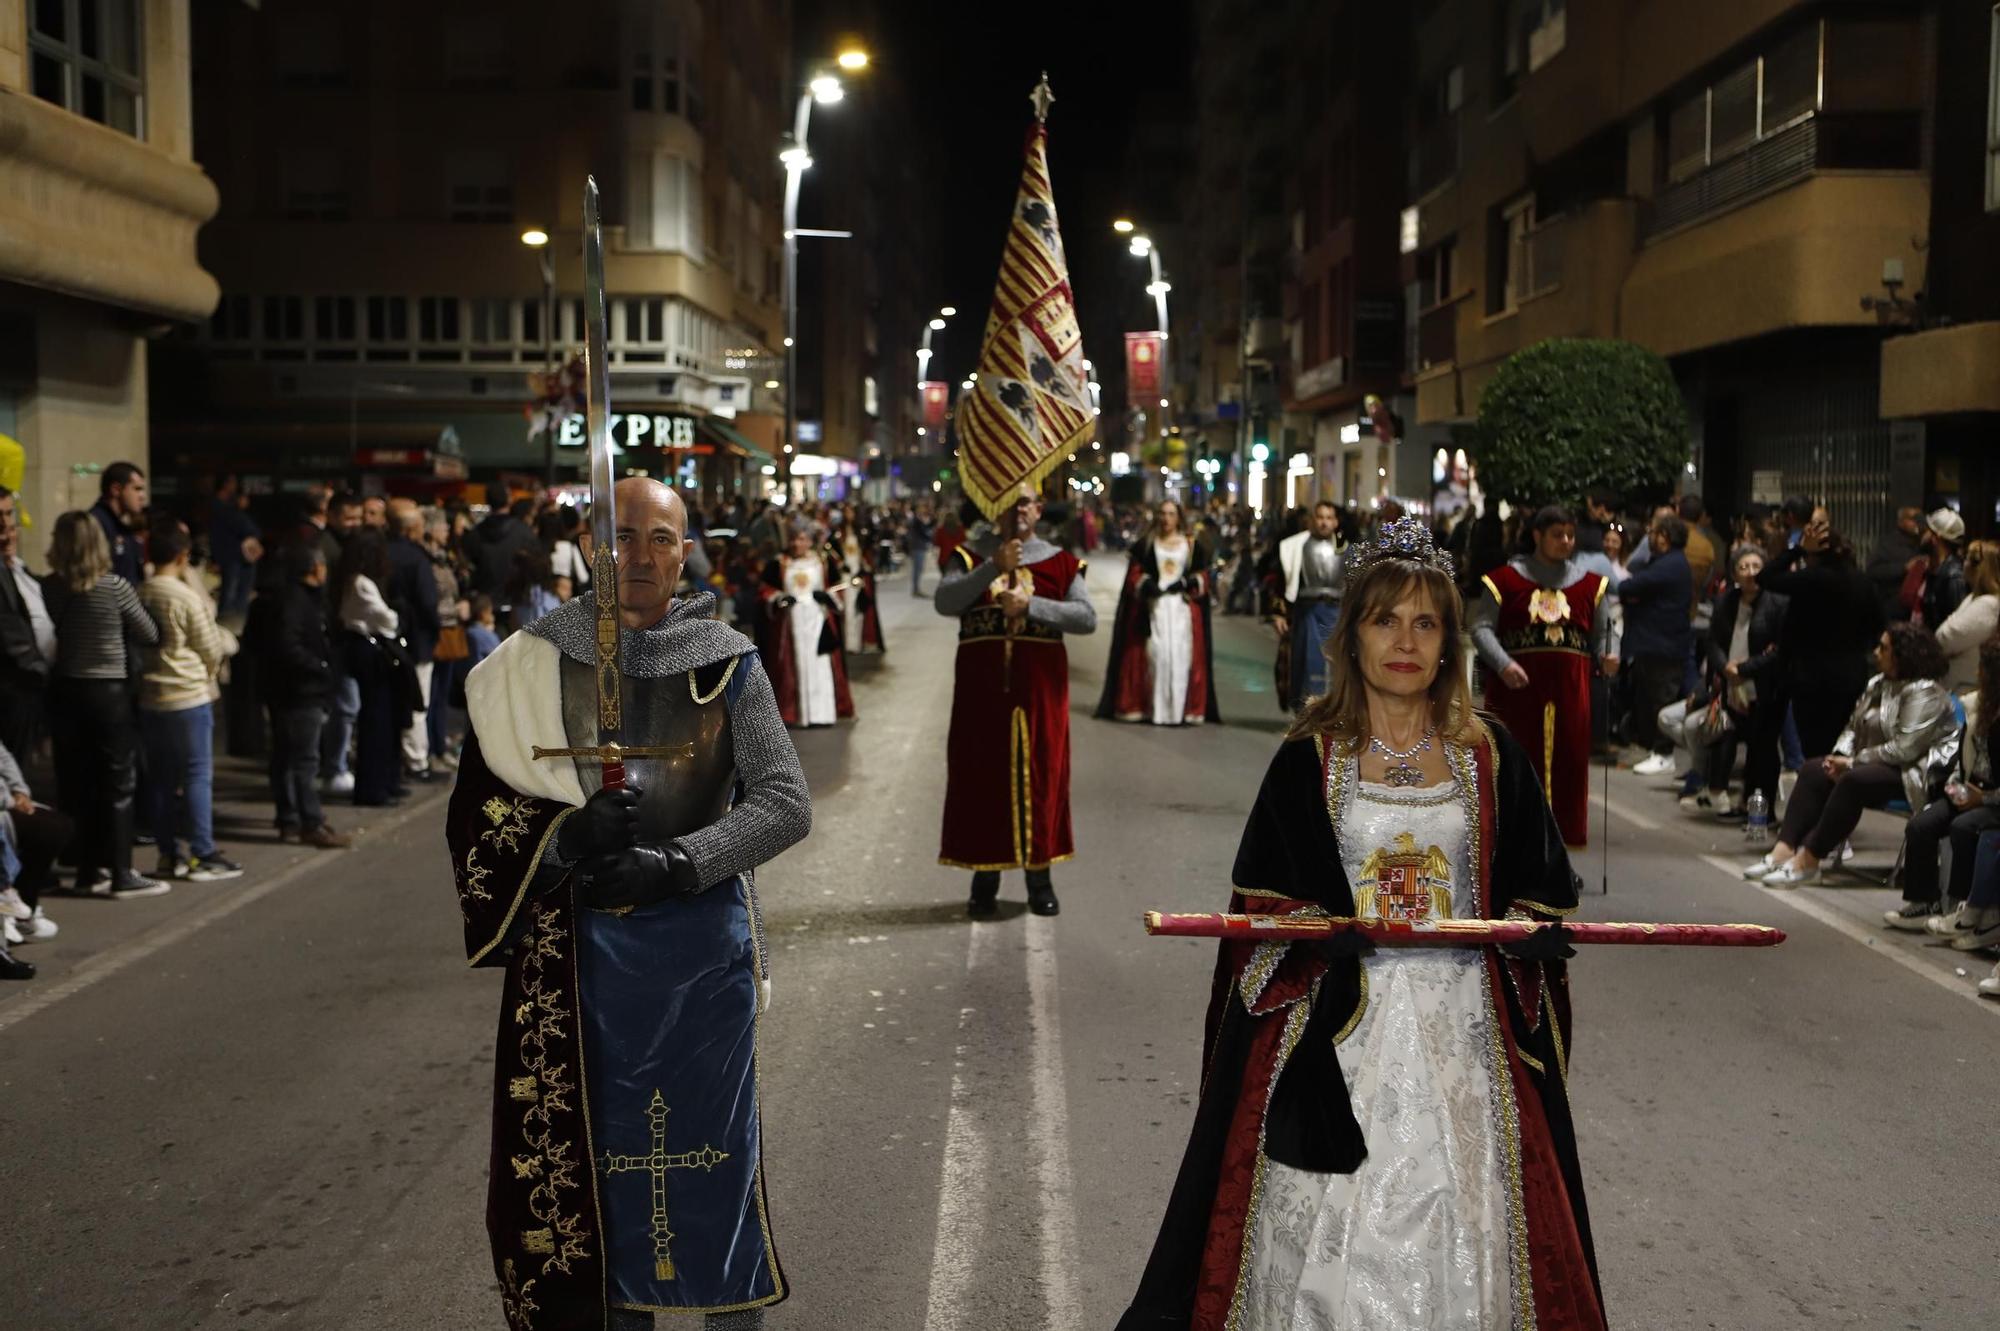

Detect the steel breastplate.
xmin=559 ymin=655 xmax=736 ymax=839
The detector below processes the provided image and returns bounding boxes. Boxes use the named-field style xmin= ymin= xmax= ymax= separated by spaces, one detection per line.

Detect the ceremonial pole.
xmin=1142 ymin=910 xmax=1785 ymax=948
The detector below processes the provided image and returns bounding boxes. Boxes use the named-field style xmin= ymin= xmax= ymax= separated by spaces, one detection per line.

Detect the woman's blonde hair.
xmin=46 ymin=509 xmax=111 ymax=593
xmin=1966 ymin=539 xmax=2000 ymax=599
xmin=1286 ymin=556 xmax=1486 ymax=752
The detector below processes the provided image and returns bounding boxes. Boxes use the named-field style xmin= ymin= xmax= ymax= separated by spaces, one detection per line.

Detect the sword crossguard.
xmin=531 ymin=742 xmax=698 ymax=762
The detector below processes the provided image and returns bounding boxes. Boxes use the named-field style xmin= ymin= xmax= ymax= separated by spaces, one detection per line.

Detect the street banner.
xmin=956 ymin=74 xmax=1095 ymax=521
xmin=921 ymin=380 xmax=950 ymax=431
xmin=1124 ymin=331 xmax=1162 ymax=407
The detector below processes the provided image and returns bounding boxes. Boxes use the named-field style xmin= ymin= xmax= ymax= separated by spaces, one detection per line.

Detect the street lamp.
xmin=916 ymin=304 xmax=954 ymax=390
xmin=1114 ymin=220 xmax=1174 ymax=439
xmin=522 ymin=228 xmax=556 ymax=484
xmin=781 ymin=47 xmax=870 ymax=498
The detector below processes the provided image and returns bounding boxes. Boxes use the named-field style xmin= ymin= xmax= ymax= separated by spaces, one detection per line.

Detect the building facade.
xmin=154 ymin=0 xmax=791 ymax=508
xmin=0 ymin=0 xmax=218 ymax=540
xmin=1405 ymin=0 xmax=1938 ymax=553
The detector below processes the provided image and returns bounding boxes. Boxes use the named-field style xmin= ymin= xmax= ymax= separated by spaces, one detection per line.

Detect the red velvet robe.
xmin=1479 ymin=563 xmax=1605 ymax=848
xmin=938 ymin=546 xmax=1084 ymax=870
xmin=755 ymin=556 xmax=855 ymax=726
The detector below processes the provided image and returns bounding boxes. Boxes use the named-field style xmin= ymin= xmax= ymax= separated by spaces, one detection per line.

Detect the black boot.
xmin=1025 ymin=868 xmax=1059 ymax=917
xmin=967 ymin=871 xmax=1000 ymax=918
xmin=0 ymin=944 xmax=34 ymax=981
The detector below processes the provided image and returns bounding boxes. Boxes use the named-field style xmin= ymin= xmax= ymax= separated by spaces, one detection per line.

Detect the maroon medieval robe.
xmin=1479 ymin=563 xmax=1605 ymax=848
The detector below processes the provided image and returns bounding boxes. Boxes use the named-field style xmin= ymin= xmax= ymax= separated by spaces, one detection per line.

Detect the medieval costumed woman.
xmin=1119 ymin=516 xmax=1604 ymax=1331
xmin=1097 ymin=499 xmax=1223 ymax=726
xmin=829 ymin=504 xmax=885 ymax=655
xmin=757 ymin=527 xmax=854 ymax=728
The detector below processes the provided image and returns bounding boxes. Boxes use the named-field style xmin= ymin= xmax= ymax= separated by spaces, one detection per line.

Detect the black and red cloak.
xmin=755 ymin=555 xmax=854 ymax=726
xmin=1095 ymin=536 xmax=1223 ymax=724
xmin=1116 ymin=721 xmax=1604 ymax=1331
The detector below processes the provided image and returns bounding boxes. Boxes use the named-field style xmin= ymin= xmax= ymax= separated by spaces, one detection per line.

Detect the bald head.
xmin=611 ymin=476 xmax=692 ymax=628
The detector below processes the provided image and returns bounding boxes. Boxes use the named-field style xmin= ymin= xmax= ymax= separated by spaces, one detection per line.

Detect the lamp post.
xmin=1113 ymin=220 xmax=1174 ymax=447
xmin=522 ymin=227 xmax=556 ymax=484
xmin=780 ymin=46 xmax=869 ymax=502
xmin=916 ymin=305 xmax=955 ymax=389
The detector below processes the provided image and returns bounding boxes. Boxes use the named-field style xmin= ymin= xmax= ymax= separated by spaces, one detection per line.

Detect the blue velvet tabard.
xmin=576 ymin=874 xmax=780 ymax=1314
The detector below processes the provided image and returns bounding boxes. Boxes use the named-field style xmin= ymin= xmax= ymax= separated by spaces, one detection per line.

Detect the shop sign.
xmin=556 ymin=413 xmax=699 ymax=450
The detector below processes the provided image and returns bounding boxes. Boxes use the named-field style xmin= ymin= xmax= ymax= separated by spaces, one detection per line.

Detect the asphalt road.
xmin=3 ymin=555 xmax=1996 ymax=1331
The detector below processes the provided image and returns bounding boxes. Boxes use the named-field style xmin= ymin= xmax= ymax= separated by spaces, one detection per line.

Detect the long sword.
xmin=528 ymin=177 xmax=681 ymax=787
xmin=1143 ymin=910 xmax=1784 ymax=948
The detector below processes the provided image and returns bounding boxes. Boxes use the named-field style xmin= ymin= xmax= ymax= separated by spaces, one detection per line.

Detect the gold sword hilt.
xmin=531 ymin=742 xmax=697 ymax=762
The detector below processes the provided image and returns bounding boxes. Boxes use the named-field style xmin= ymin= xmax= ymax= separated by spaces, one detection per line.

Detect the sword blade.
xmin=581 ymin=176 xmax=623 ymax=781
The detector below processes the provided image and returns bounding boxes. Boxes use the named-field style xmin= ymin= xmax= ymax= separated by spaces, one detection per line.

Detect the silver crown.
xmin=1344 ymin=516 xmax=1456 ymax=585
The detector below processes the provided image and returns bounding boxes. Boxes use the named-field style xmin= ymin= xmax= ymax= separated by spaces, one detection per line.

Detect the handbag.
xmin=1689 ymin=695 xmax=1735 ymax=745
xmin=434 ymin=623 xmax=470 ymax=662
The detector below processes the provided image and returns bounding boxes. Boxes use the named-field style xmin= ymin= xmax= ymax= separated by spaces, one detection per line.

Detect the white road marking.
xmin=1697 ymin=854 xmax=1999 ymax=1016
xmin=1024 ymin=917 xmax=1083 ymax=1327
xmin=1588 ymin=789 xmax=1662 ymax=831
xmin=0 ymin=792 xmax=448 ymax=1035
xmin=922 ymin=925 xmax=991 ymax=1331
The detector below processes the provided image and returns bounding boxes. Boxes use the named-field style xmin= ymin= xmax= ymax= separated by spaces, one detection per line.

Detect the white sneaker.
xmin=1741 ymin=854 xmax=1779 ymax=879
xmin=0 ymin=886 xmax=29 ymax=920
xmin=320 ymin=772 xmax=356 ymax=796
xmin=1712 ymin=790 xmax=1737 ymax=816
xmin=1763 ymin=861 xmax=1822 ymax=887
xmin=19 ymin=906 xmax=56 ymax=941
xmin=1925 ymin=905 xmax=1969 ymax=939
xmin=1678 ymin=791 xmax=1714 ymax=812
xmin=1885 ymin=900 xmax=1942 ymax=931
xmin=1 ymin=916 xmax=19 ymax=945
xmin=1979 ymin=963 xmax=2000 ymax=997
xmin=1632 ymin=753 xmax=1675 ymax=777
xmin=1949 ymin=919 xmax=2000 ymax=952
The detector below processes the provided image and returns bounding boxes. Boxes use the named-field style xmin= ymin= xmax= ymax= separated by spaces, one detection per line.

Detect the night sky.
xmin=798 ymin=0 xmax=1195 ymax=409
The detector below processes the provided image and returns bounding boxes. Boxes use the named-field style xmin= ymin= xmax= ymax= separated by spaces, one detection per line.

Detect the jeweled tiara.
xmin=1344 ymin=515 xmax=1456 ymax=585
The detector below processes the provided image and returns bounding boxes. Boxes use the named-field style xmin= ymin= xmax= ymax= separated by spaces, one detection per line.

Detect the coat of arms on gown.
xmin=1357 ymin=832 xmax=1453 ymax=922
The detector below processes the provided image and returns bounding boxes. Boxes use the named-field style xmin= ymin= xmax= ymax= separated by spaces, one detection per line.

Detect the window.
xmin=262 ymin=296 xmax=304 ymax=343
xmin=1495 ymin=0 xmax=1564 ymax=98
xmin=313 ymin=296 xmax=356 ymax=343
xmin=628 ymin=152 xmax=700 ymax=253
xmin=29 ymin=0 xmax=144 ymax=138
xmin=283 ymin=149 xmax=350 ymax=220
xmin=210 ymin=295 xmax=252 ymax=343
xmin=1989 ymin=7 xmax=2000 ymax=211
xmin=1489 ymin=196 xmax=1535 ymax=315
xmin=468 ymin=299 xmax=513 ymax=362
xmin=628 ymin=0 xmax=694 ymax=115
xmin=367 ymin=297 xmax=410 ymax=343
xmin=1663 ymin=22 xmax=1828 ymax=184
xmin=418 ymin=298 xmax=461 ymax=343
xmin=444 ymin=18 xmax=508 ymax=87
xmin=625 ymin=298 xmax=666 ymax=344
xmin=446 ymin=151 xmax=513 ymax=223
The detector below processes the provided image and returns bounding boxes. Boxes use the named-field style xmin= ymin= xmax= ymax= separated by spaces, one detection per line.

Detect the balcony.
xmin=1416 ymin=297 xmax=1461 ymax=372
xmin=1640 ymin=113 xmax=1924 ymax=242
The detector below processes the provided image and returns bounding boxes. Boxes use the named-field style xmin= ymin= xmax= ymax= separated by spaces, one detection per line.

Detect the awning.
xmin=698 ymin=415 xmax=775 ymax=467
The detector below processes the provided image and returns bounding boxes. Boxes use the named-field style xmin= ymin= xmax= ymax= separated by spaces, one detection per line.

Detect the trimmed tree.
xmin=1472 ymin=338 xmax=1690 ymax=510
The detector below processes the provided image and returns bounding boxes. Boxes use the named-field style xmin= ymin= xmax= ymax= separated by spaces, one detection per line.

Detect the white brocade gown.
xmin=783 ymin=556 xmax=838 ymax=726
xmin=1241 ymin=757 xmax=1519 ymax=1331
xmin=1148 ymin=535 xmax=1193 ymax=725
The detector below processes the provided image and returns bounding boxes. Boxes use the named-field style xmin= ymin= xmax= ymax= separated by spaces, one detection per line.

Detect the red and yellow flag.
xmin=957 ymin=77 xmax=1095 ymax=522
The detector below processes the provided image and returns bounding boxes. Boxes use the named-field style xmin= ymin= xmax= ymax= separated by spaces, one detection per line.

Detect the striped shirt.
xmin=42 ymin=573 xmax=159 ymax=680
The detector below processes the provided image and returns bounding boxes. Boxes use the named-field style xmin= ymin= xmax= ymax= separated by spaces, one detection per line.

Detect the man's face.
xmin=0 ymin=495 xmax=16 ymax=559
xmin=788 ymin=529 xmax=813 ymax=558
xmin=613 ymin=477 xmax=690 ymax=625
xmin=1649 ymin=524 xmax=1671 ymax=555
xmin=362 ymin=497 xmax=388 ymax=529
xmin=332 ymin=502 xmax=361 ymax=534
xmin=109 ymin=474 xmax=148 ymax=519
xmin=1310 ymin=504 xmax=1338 ymax=539
xmin=302 ymin=558 xmax=327 ymax=588
xmin=1534 ymin=522 xmax=1576 ymax=564
xmin=1010 ymin=488 xmax=1043 ymax=534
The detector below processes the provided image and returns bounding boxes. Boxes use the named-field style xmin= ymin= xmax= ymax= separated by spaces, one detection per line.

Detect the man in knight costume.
xmin=447 ymin=181 xmax=809 ymax=1331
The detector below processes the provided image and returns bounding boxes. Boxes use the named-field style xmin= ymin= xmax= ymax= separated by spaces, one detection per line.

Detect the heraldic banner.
xmin=956 ymin=76 xmax=1096 ymax=522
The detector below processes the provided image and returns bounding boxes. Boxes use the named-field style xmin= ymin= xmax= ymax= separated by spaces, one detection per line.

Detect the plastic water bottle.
xmin=1744 ymin=790 xmax=1770 ymax=844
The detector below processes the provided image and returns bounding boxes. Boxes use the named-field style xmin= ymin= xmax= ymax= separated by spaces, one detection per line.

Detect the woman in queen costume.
xmin=1118 ymin=516 xmax=1605 ymax=1331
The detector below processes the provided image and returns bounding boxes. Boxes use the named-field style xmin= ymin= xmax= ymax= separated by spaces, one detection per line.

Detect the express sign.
xmin=556 ymin=413 xmax=699 ymax=450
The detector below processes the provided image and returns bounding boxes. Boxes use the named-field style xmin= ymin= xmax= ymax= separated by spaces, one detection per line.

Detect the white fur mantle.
xmin=464 ymin=631 xmax=587 ymax=808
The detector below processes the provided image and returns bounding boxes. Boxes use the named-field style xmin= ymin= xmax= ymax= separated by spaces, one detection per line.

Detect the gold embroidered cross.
xmin=599 ymin=1088 xmax=729 ymax=1281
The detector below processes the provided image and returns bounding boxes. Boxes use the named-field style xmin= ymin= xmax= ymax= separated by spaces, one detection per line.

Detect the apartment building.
xmin=1405 ymin=0 xmax=1936 ymax=551
xmin=0 ymin=0 xmax=218 ymax=536
xmin=153 ymin=0 xmax=791 ymax=505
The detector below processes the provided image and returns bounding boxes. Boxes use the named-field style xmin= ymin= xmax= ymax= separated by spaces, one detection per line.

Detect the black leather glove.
xmin=556 ymin=785 xmax=641 ymax=863
xmin=812 ymin=589 xmax=836 ymax=608
xmin=1501 ymin=921 xmax=1576 ymax=961
xmin=581 ymin=843 xmax=700 ymax=911
xmin=771 ymin=594 xmax=796 ymax=613
xmin=1308 ymin=930 xmax=1376 ymax=962
xmin=1139 ymin=575 xmax=1161 ymax=599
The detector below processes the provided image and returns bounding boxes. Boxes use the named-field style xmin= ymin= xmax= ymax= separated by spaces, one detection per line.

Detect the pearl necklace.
xmin=1368 ymin=726 xmax=1435 ymax=788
